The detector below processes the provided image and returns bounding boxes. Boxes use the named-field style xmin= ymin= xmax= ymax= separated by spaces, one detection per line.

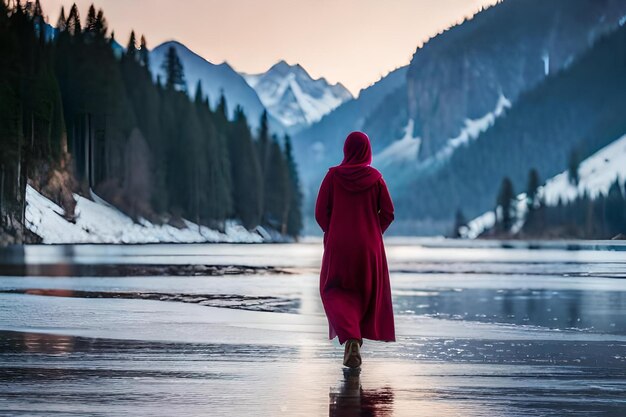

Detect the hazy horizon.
xmin=39 ymin=0 xmax=498 ymax=95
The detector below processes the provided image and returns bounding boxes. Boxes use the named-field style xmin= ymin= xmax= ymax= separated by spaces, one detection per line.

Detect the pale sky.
xmin=40 ymin=0 xmax=498 ymax=95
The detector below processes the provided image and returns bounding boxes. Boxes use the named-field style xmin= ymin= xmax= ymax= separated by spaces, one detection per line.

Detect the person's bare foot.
xmin=343 ymin=339 xmax=362 ymax=368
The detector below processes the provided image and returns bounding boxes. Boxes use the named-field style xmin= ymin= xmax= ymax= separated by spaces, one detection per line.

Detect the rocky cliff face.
xmin=406 ymin=0 xmax=626 ymax=160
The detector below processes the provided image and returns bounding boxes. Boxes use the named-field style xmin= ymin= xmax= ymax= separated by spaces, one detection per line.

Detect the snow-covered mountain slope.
xmin=25 ymin=185 xmax=264 ymax=244
xmin=242 ymin=60 xmax=352 ymax=131
xmin=150 ymin=41 xmax=279 ymax=130
xmin=375 ymin=119 xmax=421 ymax=168
xmin=405 ymin=0 xmax=626 ymax=161
xmin=464 ymin=133 xmax=626 ymax=238
xmin=375 ymin=94 xmax=510 ymax=169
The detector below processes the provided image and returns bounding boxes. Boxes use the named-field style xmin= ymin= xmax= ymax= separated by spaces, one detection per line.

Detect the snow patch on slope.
xmin=375 ymin=119 xmax=421 ymax=167
xmin=375 ymin=94 xmax=510 ymax=168
xmin=542 ymin=52 xmax=550 ymax=75
xmin=464 ymin=133 xmax=626 ymax=238
xmin=25 ymin=185 xmax=264 ymax=244
xmin=441 ymin=94 xmax=511 ymax=158
xmin=542 ymin=134 xmax=626 ymax=205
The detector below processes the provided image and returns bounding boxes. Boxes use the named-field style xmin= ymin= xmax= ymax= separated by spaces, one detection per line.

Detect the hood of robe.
xmin=331 ymin=131 xmax=382 ymax=192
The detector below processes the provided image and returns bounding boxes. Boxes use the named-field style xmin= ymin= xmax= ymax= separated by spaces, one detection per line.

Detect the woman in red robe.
xmin=315 ymin=131 xmax=395 ymax=368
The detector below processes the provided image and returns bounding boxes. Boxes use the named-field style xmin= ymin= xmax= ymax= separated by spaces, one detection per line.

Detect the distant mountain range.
xmin=149 ymin=42 xmax=350 ymax=133
xmin=45 ymin=30 xmax=351 ymax=133
xmin=150 ymin=41 xmax=281 ymax=130
xmin=293 ymin=0 xmax=626 ymax=235
xmin=242 ymin=61 xmax=352 ymax=131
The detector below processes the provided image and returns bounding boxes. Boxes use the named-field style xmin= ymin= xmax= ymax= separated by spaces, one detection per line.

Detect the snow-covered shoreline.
xmin=464 ymin=133 xmax=626 ymax=238
xmin=25 ymin=185 xmax=268 ymax=244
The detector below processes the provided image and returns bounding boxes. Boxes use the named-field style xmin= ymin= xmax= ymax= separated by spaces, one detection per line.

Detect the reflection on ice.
xmin=393 ymin=287 xmax=626 ymax=334
xmin=329 ymin=368 xmax=394 ymax=417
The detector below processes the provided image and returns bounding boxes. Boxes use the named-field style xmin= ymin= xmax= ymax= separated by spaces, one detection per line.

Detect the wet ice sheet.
xmin=1 ymin=242 xmax=626 ymax=416
xmin=0 ymin=288 xmax=300 ymax=313
xmin=1 ymin=330 xmax=625 ymax=417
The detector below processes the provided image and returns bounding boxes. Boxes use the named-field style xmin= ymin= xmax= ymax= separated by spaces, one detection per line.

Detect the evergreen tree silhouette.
xmin=139 ymin=35 xmax=149 ymax=68
xmin=85 ymin=4 xmax=97 ymax=33
xmin=66 ymin=4 xmax=81 ymax=36
xmin=56 ymin=6 xmax=66 ymax=32
xmin=568 ymin=149 xmax=580 ymax=185
xmin=126 ymin=30 xmax=137 ymax=59
xmin=194 ymin=80 xmax=204 ymax=105
xmin=161 ymin=45 xmax=186 ymax=91
xmin=526 ymin=168 xmax=541 ymax=209
xmin=496 ymin=177 xmax=515 ymax=233
xmin=283 ymin=134 xmax=302 ymax=237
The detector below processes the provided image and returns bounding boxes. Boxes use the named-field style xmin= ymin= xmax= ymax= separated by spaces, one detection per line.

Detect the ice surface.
xmin=1 ymin=242 xmax=626 ymax=415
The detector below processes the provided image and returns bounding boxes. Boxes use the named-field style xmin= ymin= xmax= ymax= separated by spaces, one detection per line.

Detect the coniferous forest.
xmin=485 ymin=172 xmax=626 ymax=240
xmin=0 ymin=1 xmax=303 ymax=243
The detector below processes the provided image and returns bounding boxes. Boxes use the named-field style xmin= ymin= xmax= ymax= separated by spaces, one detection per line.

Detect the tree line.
xmin=454 ymin=166 xmax=626 ymax=239
xmin=0 ymin=1 xmax=302 ymax=242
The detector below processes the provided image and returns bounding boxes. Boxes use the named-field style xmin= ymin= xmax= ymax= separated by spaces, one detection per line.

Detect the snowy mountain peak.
xmin=242 ymin=61 xmax=353 ymax=131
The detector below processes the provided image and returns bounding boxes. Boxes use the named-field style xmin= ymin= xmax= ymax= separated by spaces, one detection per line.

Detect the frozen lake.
xmin=1 ymin=239 xmax=626 ymax=416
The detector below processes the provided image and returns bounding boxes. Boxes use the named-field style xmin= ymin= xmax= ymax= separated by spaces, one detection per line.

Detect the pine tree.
xmin=496 ymin=177 xmax=515 ymax=233
xmin=126 ymin=30 xmax=137 ymax=59
xmin=605 ymin=178 xmax=625 ymax=236
xmin=217 ymin=90 xmax=228 ymax=119
xmin=229 ymin=107 xmax=262 ymax=228
xmin=194 ymin=80 xmax=204 ymax=105
xmin=526 ymin=168 xmax=540 ymax=209
xmin=66 ymin=4 xmax=81 ymax=36
xmin=56 ymin=6 xmax=66 ymax=32
xmin=256 ymin=110 xmax=272 ymax=224
xmin=568 ymin=149 xmax=580 ymax=185
xmin=258 ymin=110 xmax=270 ymax=171
xmin=139 ymin=35 xmax=149 ymax=68
xmin=283 ymin=134 xmax=302 ymax=237
xmin=83 ymin=5 xmax=107 ymax=42
xmin=264 ymin=138 xmax=288 ymax=229
xmin=161 ymin=46 xmax=186 ymax=91
xmin=94 ymin=9 xmax=107 ymax=39
xmin=32 ymin=0 xmax=42 ymax=17
xmin=85 ymin=4 xmax=97 ymax=33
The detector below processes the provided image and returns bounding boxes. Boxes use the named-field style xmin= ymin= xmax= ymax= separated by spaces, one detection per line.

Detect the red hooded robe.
xmin=315 ymin=131 xmax=395 ymax=344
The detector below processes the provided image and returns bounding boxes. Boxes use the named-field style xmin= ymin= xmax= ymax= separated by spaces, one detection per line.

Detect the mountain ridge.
xmin=242 ymin=60 xmax=352 ymax=131
xmin=150 ymin=40 xmax=283 ymax=130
